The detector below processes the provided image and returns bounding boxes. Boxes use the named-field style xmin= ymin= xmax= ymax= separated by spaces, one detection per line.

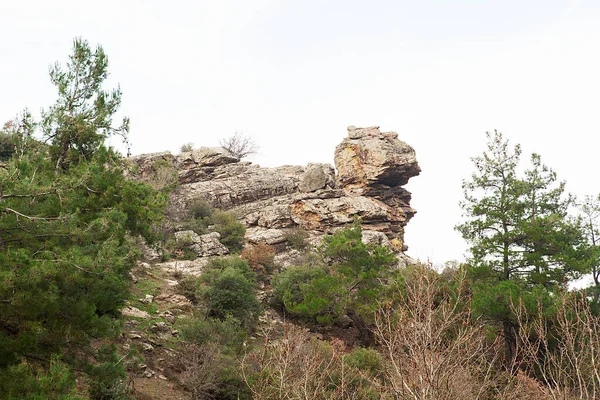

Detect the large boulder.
xmin=335 ymin=126 xmax=420 ymax=191
xmin=299 ymin=163 xmax=335 ymax=192
xmin=174 ymin=230 xmax=229 ymax=257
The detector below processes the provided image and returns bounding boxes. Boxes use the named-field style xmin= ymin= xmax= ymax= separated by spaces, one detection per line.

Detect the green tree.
xmin=578 ymin=195 xmax=600 ymax=310
xmin=0 ymin=39 xmax=166 ymax=398
xmin=456 ymin=131 xmax=590 ymax=361
xmin=273 ymin=225 xmax=397 ymax=344
xmin=42 ymin=37 xmax=130 ymax=170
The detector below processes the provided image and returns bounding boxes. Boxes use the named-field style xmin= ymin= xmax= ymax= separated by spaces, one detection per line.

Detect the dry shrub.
xmin=240 ymin=324 xmax=384 ymax=399
xmin=513 ymin=292 xmax=600 ymax=400
xmin=373 ymin=265 xmax=508 ymax=400
xmin=241 ymin=242 xmax=275 ymax=276
xmin=180 ymin=342 xmax=248 ymax=400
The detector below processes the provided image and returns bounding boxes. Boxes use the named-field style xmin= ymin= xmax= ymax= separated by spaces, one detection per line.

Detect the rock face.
xmin=173 ymin=231 xmax=229 ymax=257
xmin=128 ymin=126 xmax=419 ymax=256
xmin=336 ymin=126 xmax=420 ymax=190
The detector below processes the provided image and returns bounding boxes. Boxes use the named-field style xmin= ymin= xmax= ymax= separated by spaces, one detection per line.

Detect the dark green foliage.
xmin=0 ymin=110 xmax=37 ymax=162
xmin=42 ymin=38 xmax=130 ymax=169
xmin=456 ymin=131 xmax=593 ymax=361
xmin=198 ymin=257 xmax=261 ymax=329
xmin=272 ymin=225 xmax=397 ymax=329
xmin=0 ymin=355 xmax=83 ymax=399
xmin=211 ymin=210 xmax=246 ymax=252
xmin=189 ymin=198 xmax=215 ymax=220
xmin=0 ymin=132 xmax=14 ymax=161
xmin=457 ymin=131 xmax=590 ymax=287
xmin=0 ymin=38 xmax=165 ymax=397
xmin=181 ymin=201 xmax=245 ymax=253
xmin=272 ymin=265 xmax=344 ymax=324
xmin=177 ymin=275 xmax=201 ymax=303
xmin=87 ymin=344 xmax=132 ymax=400
xmin=165 ymin=235 xmax=197 ymax=260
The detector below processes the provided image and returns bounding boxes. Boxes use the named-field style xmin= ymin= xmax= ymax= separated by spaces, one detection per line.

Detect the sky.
xmin=2 ymin=0 xmax=600 ymax=265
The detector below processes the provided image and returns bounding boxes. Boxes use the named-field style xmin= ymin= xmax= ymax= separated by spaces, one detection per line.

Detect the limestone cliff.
xmin=127 ymin=126 xmax=420 ymax=263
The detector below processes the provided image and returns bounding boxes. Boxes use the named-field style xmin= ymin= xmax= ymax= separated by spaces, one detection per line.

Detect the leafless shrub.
xmin=219 ymin=131 xmax=258 ymax=159
xmin=240 ymin=324 xmax=384 ymax=399
xmin=513 ymin=292 xmax=600 ymax=400
xmin=373 ymin=265 xmax=507 ymax=400
xmin=180 ymin=142 xmax=194 ymax=152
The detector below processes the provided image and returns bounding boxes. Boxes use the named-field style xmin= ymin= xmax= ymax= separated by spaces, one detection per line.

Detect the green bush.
xmin=0 ymin=355 xmax=83 ymax=399
xmin=211 ymin=211 xmax=246 ymax=252
xmin=285 ymin=227 xmax=310 ymax=250
xmin=345 ymin=347 xmax=385 ymax=377
xmin=189 ymin=199 xmax=214 ymax=220
xmin=164 ymin=235 xmax=197 ymax=260
xmin=178 ymin=316 xmax=248 ymax=355
xmin=0 ymin=132 xmax=14 ymax=161
xmin=199 ymin=257 xmax=260 ymax=328
xmin=272 ymin=266 xmax=345 ymax=325
xmin=177 ymin=275 xmax=201 ymax=303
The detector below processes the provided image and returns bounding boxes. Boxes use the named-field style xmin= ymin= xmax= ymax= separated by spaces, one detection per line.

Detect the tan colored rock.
xmin=155 ymin=259 xmax=209 ymax=276
xmin=290 ymin=196 xmax=395 ymax=231
xmin=335 ymin=126 xmax=420 ymax=190
xmin=361 ymin=230 xmax=392 ymax=248
xmin=129 ymin=124 xmax=421 ymax=257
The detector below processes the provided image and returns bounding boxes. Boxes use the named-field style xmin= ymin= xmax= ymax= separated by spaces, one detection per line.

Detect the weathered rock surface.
xmin=246 ymin=227 xmax=287 ymax=245
xmin=335 ymin=126 xmax=420 ymax=190
xmin=174 ymin=230 xmax=229 ymax=257
xmin=128 ymin=126 xmax=420 ymax=258
xmin=154 ymin=259 xmax=209 ymax=276
xmin=299 ymin=163 xmax=336 ymax=192
xmin=121 ymin=306 xmax=151 ymax=319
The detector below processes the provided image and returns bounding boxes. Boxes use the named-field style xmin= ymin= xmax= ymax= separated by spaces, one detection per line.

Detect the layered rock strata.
xmin=127 ymin=126 xmax=420 ymax=261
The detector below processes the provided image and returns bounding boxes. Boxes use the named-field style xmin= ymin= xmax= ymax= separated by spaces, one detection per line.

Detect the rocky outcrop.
xmin=173 ymin=231 xmax=229 ymax=257
xmin=128 ymin=126 xmax=420 ymax=257
xmin=335 ymin=126 xmax=420 ymax=190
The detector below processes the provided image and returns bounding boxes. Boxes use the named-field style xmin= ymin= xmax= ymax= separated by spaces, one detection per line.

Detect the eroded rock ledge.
xmin=128 ymin=126 xmax=420 ymax=255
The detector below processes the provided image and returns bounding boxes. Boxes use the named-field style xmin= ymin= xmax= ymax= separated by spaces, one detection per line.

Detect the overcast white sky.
xmin=2 ymin=0 xmax=600 ymax=265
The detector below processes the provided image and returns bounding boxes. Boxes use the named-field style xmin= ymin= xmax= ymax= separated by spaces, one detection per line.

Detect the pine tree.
xmin=42 ymin=37 xmax=130 ymax=170
xmin=0 ymin=39 xmax=166 ymax=398
xmin=456 ymin=131 xmax=591 ymax=362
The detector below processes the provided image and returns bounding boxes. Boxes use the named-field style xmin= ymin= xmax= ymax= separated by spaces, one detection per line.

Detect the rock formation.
xmin=127 ymin=126 xmax=420 ymax=264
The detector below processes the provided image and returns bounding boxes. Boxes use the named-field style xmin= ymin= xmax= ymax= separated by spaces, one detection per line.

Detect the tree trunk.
xmin=347 ymin=310 xmax=374 ymax=346
xmin=503 ymin=319 xmax=517 ymax=367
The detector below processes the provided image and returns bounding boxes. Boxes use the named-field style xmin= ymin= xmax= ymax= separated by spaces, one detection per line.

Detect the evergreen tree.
xmin=578 ymin=195 xmax=600 ymax=310
xmin=42 ymin=37 xmax=130 ymax=170
xmin=0 ymin=39 xmax=166 ymax=398
xmin=456 ymin=131 xmax=590 ymax=362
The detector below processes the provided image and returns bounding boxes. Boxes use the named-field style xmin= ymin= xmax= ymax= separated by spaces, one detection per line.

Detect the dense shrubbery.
xmin=176 ymin=257 xmax=260 ymax=399
xmin=272 ymin=225 xmax=396 ymax=340
xmin=0 ymin=38 xmax=166 ymax=398
xmin=211 ymin=211 xmax=246 ymax=252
